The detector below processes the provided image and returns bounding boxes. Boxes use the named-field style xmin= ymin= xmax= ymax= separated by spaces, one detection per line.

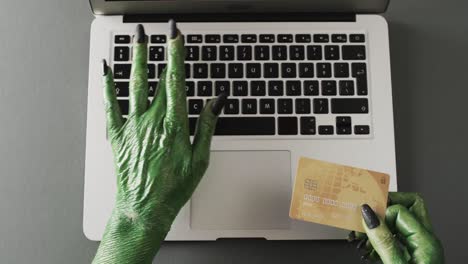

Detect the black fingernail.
xmin=169 ymin=19 xmax=177 ymax=39
xmin=136 ymin=24 xmax=146 ymax=43
xmin=347 ymin=231 xmax=356 ymax=242
xmin=211 ymin=93 xmax=228 ymax=115
xmin=356 ymin=239 xmax=367 ymax=250
xmin=361 ymin=204 xmax=380 ymax=229
xmin=102 ymin=59 xmax=108 ymax=76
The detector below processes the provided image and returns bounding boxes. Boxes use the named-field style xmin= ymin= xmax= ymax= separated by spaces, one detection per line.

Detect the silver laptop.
xmin=84 ymin=0 xmax=398 ymax=241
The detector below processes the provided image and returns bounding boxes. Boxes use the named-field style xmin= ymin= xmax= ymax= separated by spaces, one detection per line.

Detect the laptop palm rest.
xmin=190 ymin=150 xmax=292 ymax=230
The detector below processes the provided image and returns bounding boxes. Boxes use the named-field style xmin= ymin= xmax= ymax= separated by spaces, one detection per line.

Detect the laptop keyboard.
xmin=111 ymin=31 xmax=371 ymax=137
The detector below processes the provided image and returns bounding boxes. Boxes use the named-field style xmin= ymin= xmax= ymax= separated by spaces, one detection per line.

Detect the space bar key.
xmin=190 ymin=117 xmax=276 ymax=136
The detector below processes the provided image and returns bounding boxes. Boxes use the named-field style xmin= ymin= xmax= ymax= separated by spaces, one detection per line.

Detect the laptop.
xmin=84 ymin=0 xmax=397 ymax=241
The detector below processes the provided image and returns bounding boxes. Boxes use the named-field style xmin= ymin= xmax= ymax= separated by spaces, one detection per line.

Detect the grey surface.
xmin=0 ymin=0 xmax=467 ymax=263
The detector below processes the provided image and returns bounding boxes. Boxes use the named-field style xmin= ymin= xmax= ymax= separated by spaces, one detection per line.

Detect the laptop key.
xmin=264 ymin=63 xmax=279 ymax=78
xmin=307 ymin=45 xmax=322 ymax=60
xmin=334 ymin=63 xmax=349 ymax=78
xmin=113 ymin=64 xmax=131 ymax=79
xmin=233 ymin=81 xmax=248 ymax=96
xmin=147 ymin=64 xmax=156 ymax=79
xmin=118 ymin=100 xmax=129 ymax=115
xmin=237 ymin=46 xmax=252 ymax=61
xmin=242 ymin=99 xmax=257 ymax=114
xmin=268 ymin=81 xmax=284 ymax=96
xmin=319 ymin=125 xmax=334 ymax=135
xmin=278 ymin=99 xmax=293 ymax=114
xmin=229 ymin=63 xmax=244 ymax=78
xmin=188 ymin=99 xmax=204 ymax=115
xmin=114 ymin=47 xmax=129 ymax=61
xmin=299 ymin=63 xmax=314 ymax=78
xmin=187 ymin=34 xmax=203 ymax=43
xmin=224 ymin=99 xmax=239 ymax=115
xmin=205 ymin=34 xmax=221 ymax=43
xmin=189 ymin=117 xmax=276 ymax=135
xmin=246 ymin=63 xmax=261 ymax=78
xmin=300 ymin=117 xmax=316 ymax=135
xmin=215 ymin=81 xmax=230 ymax=96
xmin=260 ymin=99 xmax=275 ymax=114
xmin=220 ymin=46 xmax=235 ymax=61
xmin=115 ymin=35 xmax=131 ymax=44
xmin=296 ymin=34 xmax=312 ymax=43
xmin=185 ymin=63 xmax=191 ymax=78
xmin=223 ymin=34 xmax=239 ymax=43
xmin=278 ymin=34 xmax=293 ymax=43
xmin=241 ymin=34 xmax=257 ymax=43
xmin=193 ymin=63 xmax=208 ymax=78
xmin=186 ymin=81 xmax=195 ymax=97
xmin=114 ymin=82 xmax=129 ymax=97
xmin=350 ymin=34 xmax=365 ymax=43
xmin=339 ymin=81 xmax=355 ymax=96
xmin=151 ymin=35 xmax=166 ymax=43
xmin=356 ymin=76 xmax=368 ymax=95
xmin=332 ymin=34 xmax=347 ymax=43
xmin=290 ymin=46 xmax=305 ymax=60
xmin=278 ymin=117 xmax=298 ymax=135
xmin=313 ymin=98 xmax=329 ymax=114
xmin=355 ymin=125 xmax=370 ymax=135
xmin=259 ymin=34 xmax=275 ymax=43
xmin=197 ymin=81 xmax=213 ymax=96
xmin=148 ymin=82 xmax=157 ymax=96
xmin=185 ymin=46 xmax=199 ymax=61
xmin=352 ymin=63 xmax=368 ymax=95
xmin=321 ymin=81 xmax=337 ymax=96
xmin=336 ymin=116 xmax=352 ymax=135
xmin=202 ymin=46 xmax=217 ymax=61
xmin=211 ymin=63 xmax=226 ymax=78
xmin=286 ymin=81 xmax=301 ymax=96
xmin=304 ymin=81 xmax=319 ymax=96
xmin=325 ymin=45 xmax=340 ymax=60
xmin=149 ymin=46 xmax=165 ymax=61
xmin=282 ymin=63 xmax=297 ymax=78
xmin=317 ymin=63 xmax=332 ymax=78
xmin=251 ymin=81 xmax=266 ymax=96
xmin=314 ymin=34 xmax=329 ymax=43
xmin=255 ymin=46 xmax=270 ymax=60
xmin=213 ymin=117 xmax=276 ymax=135
xmin=295 ymin=99 xmax=311 ymax=114
xmin=342 ymin=46 xmax=366 ymax=60
xmin=331 ymin=98 xmax=369 ymax=114
xmin=272 ymin=46 xmax=288 ymax=60
xmin=352 ymin=63 xmax=367 ymax=77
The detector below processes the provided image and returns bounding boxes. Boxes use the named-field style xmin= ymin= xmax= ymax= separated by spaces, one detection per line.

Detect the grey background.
xmin=0 ymin=0 xmax=467 ymax=263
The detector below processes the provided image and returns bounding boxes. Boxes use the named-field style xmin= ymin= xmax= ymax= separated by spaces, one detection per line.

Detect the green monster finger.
xmin=102 ymin=59 xmax=124 ymax=135
xmin=361 ymin=204 xmax=407 ymax=264
xmin=147 ymin=68 xmax=168 ymax=127
xmin=129 ymin=24 xmax=149 ymax=117
xmin=165 ymin=20 xmax=189 ymax=134
xmin=191 ymin=94 xmax=227 ymax=187
xmin=385 ymin=204 xmax=445 ymax=264
xmin=388 ymin=192 xmax=433 ymax=231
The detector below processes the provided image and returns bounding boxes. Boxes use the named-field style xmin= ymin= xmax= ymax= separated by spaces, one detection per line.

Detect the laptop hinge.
xmin=123 ymin=13 xmax=356 ymax=23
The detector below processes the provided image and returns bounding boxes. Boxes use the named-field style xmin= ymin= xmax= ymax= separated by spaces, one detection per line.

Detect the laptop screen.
xmin=90 ymin=0 xmax=389 ymax=15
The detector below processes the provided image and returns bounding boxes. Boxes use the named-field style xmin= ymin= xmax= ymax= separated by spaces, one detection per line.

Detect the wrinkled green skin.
xmin=352 ymin=192 xmax=445 ymax=263
xmin=93 ymin=31 xmax=219 ymax=264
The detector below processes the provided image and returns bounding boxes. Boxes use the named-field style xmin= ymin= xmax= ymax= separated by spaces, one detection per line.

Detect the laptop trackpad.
xmin=190 ymin=151 xmax=291 ymax=230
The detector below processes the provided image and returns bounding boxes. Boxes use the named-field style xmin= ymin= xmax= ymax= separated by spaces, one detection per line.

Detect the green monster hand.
xmin=93 ymin=21 xmax=227 ymax=264
xmin=349 ymin=192 xmax=444 ymax=263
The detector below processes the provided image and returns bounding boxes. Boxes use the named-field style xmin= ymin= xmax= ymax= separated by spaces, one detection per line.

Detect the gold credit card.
xmin=289 ymin=157 xmax=390 ymax=232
